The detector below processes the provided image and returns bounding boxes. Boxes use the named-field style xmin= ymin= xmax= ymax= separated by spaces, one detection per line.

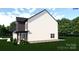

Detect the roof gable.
xmin=28 ymin=9 xmax=57 ymax=23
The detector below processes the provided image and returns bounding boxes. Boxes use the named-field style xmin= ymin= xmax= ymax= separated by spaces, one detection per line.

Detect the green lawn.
xmin=0 ymin=36 xmax=79 ymax=51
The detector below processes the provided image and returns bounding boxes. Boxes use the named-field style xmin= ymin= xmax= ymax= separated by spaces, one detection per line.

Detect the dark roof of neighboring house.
xmin=16 ymin=17 xmax=28 ymax=23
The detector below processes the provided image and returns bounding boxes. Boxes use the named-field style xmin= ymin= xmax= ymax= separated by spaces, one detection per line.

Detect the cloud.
xmin=0 ymin=8 xmax=36 ymax=16
xmin=50 ymin=8 xmax=56 ymax=11
xmin=52 ymin=8 xmax=55 ymax=11
xmin=55 ymin=15 xmax=65 ymax=19
xmin=0 ymin=15 xmax=15 ymax=26
xmin=47 ymin=8 xmax=55 ymax=10
xmin=53 ymin=13 xmax=65 ymax=19
xmin=29 ymin=8 xmax=36 ymax=13
xmin=18 ymin=8 xmax=25 ymax=11
xmin=11 ymin=8 xmax=32 ymax=18
xmin=0 ymin=8 xmax=34 ymax=26
xmin=18 ymin=13 xmax=31 ymax=18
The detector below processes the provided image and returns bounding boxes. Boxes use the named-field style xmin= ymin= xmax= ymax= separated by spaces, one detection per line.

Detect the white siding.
xmin=27 ymin=11 xmax=58 ymax=42
xmin=25 ymin=22 xmax=28 ymax=31
xmin=13 ymin=32 xmax=17 ymax=39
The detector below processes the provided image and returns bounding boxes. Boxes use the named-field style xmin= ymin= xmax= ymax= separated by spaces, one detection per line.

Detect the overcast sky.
xmin=0 ymin=8 xmax=79 ymax=26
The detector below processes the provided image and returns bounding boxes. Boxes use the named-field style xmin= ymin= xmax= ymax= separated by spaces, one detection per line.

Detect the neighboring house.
xmin=13 ymin=9 xmax=58 ymax=44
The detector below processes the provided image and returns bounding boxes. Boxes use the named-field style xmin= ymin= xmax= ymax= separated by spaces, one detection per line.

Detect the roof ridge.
xmin=28 ymin=9 xmax=57 ymax=22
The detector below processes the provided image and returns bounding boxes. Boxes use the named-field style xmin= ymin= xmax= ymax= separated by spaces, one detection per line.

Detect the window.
xmin=50 ymin=34 xmax=55 ymax=38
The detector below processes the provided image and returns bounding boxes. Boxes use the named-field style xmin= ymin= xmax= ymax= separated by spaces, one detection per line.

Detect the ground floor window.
xmin=21 ymin=33 xmax=27 ymax=39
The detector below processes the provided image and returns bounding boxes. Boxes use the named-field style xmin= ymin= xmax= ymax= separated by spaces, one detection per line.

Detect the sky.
xmin=0 ymin=8 xmax=79 ymax=26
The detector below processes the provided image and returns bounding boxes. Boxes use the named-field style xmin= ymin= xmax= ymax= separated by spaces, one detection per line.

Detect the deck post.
xmin=17 ymin=33 xmax=21 ymax=44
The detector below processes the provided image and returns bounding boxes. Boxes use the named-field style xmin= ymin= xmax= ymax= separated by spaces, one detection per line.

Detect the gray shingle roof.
xmin=16 ymin=17 xmax=28 ymax=23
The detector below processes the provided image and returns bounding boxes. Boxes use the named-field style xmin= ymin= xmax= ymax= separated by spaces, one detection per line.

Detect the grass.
xmin=0 ymin=36 xmax=79 ymax=51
